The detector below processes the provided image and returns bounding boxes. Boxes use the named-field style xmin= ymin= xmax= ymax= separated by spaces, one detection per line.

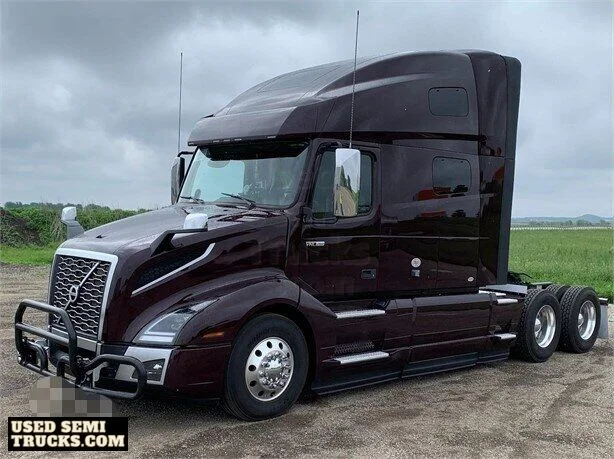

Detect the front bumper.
xmin=15 ymin=299 xmax=231 ymax=400
xmin=15 ymin=299 xmax=147 ymax=399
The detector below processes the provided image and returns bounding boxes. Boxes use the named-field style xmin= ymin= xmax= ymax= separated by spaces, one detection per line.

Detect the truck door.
xmin=298 ymin=144 xmax=380 ymax=298
xmin=432 ymin=155 xmax=479 ymax=289
xmin=378 ymin=145 xmax=489 ymax=359
xmin=378 ymin=145 xmax=439 ymax=294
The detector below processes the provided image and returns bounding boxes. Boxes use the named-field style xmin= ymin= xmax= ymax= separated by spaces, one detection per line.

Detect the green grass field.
xmin=1 ymin=229 xmax=612 ymax=301
xmin=0 ymin=244 xmax=59 ymax=265
xmin=509 ymin=229 xmax=613 ymax=301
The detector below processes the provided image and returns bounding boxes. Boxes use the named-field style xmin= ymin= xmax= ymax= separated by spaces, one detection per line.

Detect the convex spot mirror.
xmin=171 ymin=151 xmax=195 ymax=204
xmin=333 ymin=148 xmax=361 ymax=218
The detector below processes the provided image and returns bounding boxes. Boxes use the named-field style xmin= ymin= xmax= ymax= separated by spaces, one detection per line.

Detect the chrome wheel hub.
xmin=578 ymin=300 xmax=597 ymax=340
xmin=534 ymin=304 xmax=556 ymax=348
xmin=245 ymin=337 xmax=294 ymax=401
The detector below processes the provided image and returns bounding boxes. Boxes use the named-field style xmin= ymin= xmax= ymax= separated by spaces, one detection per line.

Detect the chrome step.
xmin=492 ymin=333 xmax=517 ymax=341
xmin=479 ymin=290 xmax=506 ymax=297
xmin=333 ymin=351 xmax=389 ymax=365
xmin=497 ymin=298 xmax=519 ymax=305
xmin=335 ymin=309 xmax=386 ymax=319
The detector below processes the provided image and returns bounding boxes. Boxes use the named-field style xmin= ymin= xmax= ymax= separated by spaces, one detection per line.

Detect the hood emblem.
xmin=67 ymin=285 xmax=80 ymax=305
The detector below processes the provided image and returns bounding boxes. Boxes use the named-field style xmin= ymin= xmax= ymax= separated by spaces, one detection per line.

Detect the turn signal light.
xmin=202 ymin=331 xmax=225 ymax=340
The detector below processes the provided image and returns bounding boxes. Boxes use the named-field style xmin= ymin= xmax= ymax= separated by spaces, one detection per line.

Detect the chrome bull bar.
xmin=15 ymin=299 xmax=147 ymax=400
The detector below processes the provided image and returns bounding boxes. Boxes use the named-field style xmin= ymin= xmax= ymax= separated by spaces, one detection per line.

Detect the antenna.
xmin=349 ymin=10 xmax=360 ymax=148
xmin=177 ymin=51 xmax=183 ymax=154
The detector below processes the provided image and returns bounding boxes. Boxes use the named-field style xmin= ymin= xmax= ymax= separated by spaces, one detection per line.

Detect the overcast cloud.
xmin=1 ymin=0 xmax=612 ymax=217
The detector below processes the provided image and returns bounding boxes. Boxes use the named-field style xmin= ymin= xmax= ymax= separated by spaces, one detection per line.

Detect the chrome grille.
xmin=50 ymin=255 xmax=111 ymax=338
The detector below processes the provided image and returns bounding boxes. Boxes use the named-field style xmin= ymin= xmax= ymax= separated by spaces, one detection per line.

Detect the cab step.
xmin=492 ymin=332 xmax=517 ymax=342
xmin=333 ymin=351 xmax=389 ymax=365
xmin=335 ymin=309 xmax=386 ymax=319
xmin=334 ymin=341 xmax=375 ymax=356
xmin=496 ymin=298 xmax=519 ymax=305
xmin=479 ymin=290 xmax=506 ymax=297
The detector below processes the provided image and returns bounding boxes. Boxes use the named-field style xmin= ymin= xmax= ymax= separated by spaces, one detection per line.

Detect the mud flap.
xmin=598 ymin=298 xmax=609 ymax=339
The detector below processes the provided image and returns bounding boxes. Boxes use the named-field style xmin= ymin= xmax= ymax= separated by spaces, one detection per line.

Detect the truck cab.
xmin=15 ymin=50 xmax=607 ymax=420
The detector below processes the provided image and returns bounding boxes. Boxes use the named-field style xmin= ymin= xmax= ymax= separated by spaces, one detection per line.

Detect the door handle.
xmin=361 ymin=269 xmax=377 ymax=280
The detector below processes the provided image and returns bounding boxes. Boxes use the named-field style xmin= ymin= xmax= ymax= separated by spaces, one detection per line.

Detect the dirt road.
xmin=1 ymin=264 xmax=613 ymax=458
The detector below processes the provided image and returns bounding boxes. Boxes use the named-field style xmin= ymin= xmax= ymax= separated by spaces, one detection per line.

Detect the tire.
xmin=545 ymin=283 xmax=570 ymax=302
xmin=558 ymin=286 xmax=601 ymax=353
xmin=222 ymin=313 xmax=308 ymax=421
xmin=513 ymin=289 xmax=561 ymax=362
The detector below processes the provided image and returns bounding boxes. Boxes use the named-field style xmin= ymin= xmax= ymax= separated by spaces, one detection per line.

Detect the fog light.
xmin=133 ymin=359 xmax=165 ymax=382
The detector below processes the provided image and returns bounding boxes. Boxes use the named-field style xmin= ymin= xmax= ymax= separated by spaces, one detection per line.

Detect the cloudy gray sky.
xmin=1 ymin=0 xmax=612 ymax=217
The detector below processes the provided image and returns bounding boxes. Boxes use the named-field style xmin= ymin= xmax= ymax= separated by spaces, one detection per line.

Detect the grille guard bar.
xmin=15 ymin=299 xmax=147 ymax=400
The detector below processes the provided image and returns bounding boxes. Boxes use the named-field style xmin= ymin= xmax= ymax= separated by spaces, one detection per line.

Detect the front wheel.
xmin=513 ymin=289 xmax=561 ymax=362
xmin=223 ymin=313 xmax=308 ymax=421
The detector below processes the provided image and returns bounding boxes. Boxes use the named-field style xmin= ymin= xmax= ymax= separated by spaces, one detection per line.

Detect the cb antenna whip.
xmin=177 ymin=51 xmax=183 ymax=154
xmin=349 ymin=10 xmax=360 ymax=148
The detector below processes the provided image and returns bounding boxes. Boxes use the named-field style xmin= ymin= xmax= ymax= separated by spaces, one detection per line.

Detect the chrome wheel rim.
xmin=534 ymin=304 xmax=556 ymax=348
xmin=245 ymin=337 xmax=294 ymax=401
xmin=578 ymin=300 xmax=597 ymax=340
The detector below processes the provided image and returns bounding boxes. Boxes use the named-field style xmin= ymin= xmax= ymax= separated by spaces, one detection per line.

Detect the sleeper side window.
xmin=433 ymin=157 xmax=471 ymax=195
xmin=311 ymin=150 xmax=373 ymax=219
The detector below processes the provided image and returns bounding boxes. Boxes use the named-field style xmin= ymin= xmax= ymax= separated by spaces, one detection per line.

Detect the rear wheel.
xmin=514 ymin=289 xmax=561 ymax=362
xmin=558 ymin=286 xmax=600 ymax=353
xmin=223 ymin=313 xmax=308 ymax=421
xmin=545 ymin=283 xmax=570 ymax=302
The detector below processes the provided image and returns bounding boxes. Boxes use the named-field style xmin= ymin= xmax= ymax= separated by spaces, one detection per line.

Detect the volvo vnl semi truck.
xmin=15 ymin=50 xmax=609 ymax=420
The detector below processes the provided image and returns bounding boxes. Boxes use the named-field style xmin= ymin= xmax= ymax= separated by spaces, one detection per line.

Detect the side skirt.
xmin=402 ymin=350 xmax=509 ymax=378
xmin=311 ymin=350 xmax=510 ymax=395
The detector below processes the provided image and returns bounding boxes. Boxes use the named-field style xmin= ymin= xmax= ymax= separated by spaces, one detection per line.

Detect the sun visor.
xmin=188 ymin=107 xmax=298 ymax=146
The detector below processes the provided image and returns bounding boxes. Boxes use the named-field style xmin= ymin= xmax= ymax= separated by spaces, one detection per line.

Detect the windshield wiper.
xmin=220 ymin=192 xmax=255 ymax=209
xmin=179 ymin=195 xmax=207 ymax=204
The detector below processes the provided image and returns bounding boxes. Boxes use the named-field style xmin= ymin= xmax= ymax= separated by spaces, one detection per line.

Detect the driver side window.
xmin=311 ymin=150 xmax=373 ymax=219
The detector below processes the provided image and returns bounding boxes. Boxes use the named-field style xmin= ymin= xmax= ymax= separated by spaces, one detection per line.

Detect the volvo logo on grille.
xmin=61 ymin=261 xmax=100 ymax=308
xmin=67 ymin=284 xmax=80 ymax=305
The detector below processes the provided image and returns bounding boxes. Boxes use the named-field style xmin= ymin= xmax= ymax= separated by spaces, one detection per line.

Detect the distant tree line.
xmin=512 ymin=219 xmax=612 ymax=228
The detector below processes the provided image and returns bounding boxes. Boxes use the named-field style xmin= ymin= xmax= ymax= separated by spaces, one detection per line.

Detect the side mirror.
xmin=171 ymin=150 xmax=196 ymax=204
xmin=60 ymin=206 xmax=84 ymax=239
xmin=61 ymin=206 xmax=77 ymax=222
xmin=333 ymin=148 xmax=361 ymax=218
xmin=171 ymin=156 xmax=186 ymax=204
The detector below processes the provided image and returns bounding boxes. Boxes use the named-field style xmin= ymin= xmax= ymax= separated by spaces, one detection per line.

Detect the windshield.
xmin=179 ymin=141 xmax=309 ymax=208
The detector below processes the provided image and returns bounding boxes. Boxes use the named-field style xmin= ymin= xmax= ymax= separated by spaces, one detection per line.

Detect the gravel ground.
xmin=1 ymin=264 xmax=613 ymax=458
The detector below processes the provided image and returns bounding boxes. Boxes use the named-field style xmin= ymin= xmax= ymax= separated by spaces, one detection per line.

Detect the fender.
xmin=159 ymin=270 xmax=333 ymax=398
xmin=174 ymin=269 xmax=302 ymax=346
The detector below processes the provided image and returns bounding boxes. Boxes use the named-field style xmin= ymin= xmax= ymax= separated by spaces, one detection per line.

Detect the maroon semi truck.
xmin=14 ymin=50 xmax=609 ymax=420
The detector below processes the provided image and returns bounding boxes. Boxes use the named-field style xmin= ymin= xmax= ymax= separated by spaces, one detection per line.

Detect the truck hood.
xmin=58 ymin=204 xmax=291 ymax=343
xmin=61 ymin=204 xmax=284 ymax=255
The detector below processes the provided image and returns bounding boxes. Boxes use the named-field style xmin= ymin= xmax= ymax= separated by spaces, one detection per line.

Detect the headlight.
xmin=134 ymin=299 xmax=218 ymax=345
